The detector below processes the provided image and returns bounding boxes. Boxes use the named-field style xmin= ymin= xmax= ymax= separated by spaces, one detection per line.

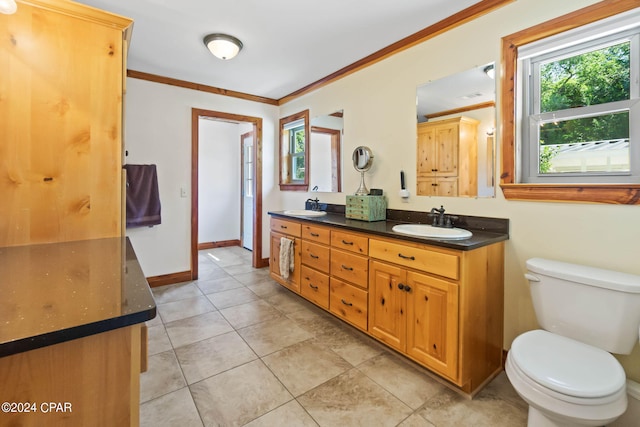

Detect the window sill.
xmin=279 ymin=183 xmax=309 ymax=192
xmin=500 ymin=183 xmax=640 ymax=204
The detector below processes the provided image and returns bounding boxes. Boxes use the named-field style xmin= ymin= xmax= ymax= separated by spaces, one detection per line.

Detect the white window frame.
xmin=516 ymin=9 xmax=640 ymax=184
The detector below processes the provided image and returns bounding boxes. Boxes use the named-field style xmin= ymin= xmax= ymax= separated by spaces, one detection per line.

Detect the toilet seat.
xmin=510 ymin=330 xmax=626 ymax=400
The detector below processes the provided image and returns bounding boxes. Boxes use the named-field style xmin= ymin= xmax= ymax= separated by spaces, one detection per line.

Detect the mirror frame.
xmin=310 ymin=125 xmax=342 ymax=192
xmin=279 ymin=109 xmax=310 ymax=191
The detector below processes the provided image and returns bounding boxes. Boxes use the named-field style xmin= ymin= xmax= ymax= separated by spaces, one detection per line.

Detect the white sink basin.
xmin=283 ymin=209 xmax=327 ymax=217
xmin=392 ymin=224 xmax=472 ymax=240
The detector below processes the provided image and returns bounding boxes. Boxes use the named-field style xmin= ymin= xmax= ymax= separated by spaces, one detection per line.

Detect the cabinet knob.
xmin=398 ymin=283 xmax=405 ymax=290
xmin=404 ymin=285 xmax=412 ymax=293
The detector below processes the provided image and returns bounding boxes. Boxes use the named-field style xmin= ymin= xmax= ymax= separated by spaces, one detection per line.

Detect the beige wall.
xmin=277 ymin=0 xmax=640 ymax=382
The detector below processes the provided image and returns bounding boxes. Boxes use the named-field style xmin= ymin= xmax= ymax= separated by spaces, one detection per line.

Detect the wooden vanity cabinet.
xmin=269 ymin=218 xmax=301 ymax=293
xmin=417 ymin=116 xmax=479 ymax=197
xmin=269 ymin=216 xmax=504 ymax=395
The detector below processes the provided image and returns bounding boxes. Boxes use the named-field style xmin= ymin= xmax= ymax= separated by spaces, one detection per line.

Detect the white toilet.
xmin=506 ymin=258 xmax=640 ymax=427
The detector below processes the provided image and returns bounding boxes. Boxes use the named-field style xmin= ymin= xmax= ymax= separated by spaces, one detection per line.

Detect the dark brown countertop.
xmin=269 ymin=210 xmax=509 ymax=250
xmin=0 ymin=237 xmax=156 ymax=357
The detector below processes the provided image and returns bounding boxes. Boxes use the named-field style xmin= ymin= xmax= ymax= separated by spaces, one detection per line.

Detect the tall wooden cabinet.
xmin=0 ymin=0 xmax=132 ymax=247
xmin=417 ymin=116 xmax=479 ymax=197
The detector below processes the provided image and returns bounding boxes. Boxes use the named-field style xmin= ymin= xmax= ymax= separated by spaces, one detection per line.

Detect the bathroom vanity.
xmin=269 ymin=209 xmax=508 ymax=395
xmin=0 ymin=238 xmax=155 ymax=426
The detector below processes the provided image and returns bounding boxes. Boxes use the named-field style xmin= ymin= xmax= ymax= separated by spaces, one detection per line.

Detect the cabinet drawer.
xmin=300 ymin=266 xmax=329 ymax=309
xmin=301 ymin=241 xmax=330 ymax=273
xmin=331 ymin=230 xmax=368 ymax=255
xmin=330 ymin=248 xmax=368 ymax=289
xmin=369 ymin=239 xmax=459 ymax=280
xmin=270 ymin=218 xmax=301 ymax=237
xmin=330 ymin=277 xmax=368 ymax=331
xmin=301 ymin=224 xmax=331 ymax=245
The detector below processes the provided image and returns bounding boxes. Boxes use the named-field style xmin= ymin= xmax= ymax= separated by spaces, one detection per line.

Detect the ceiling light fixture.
xmin=0 ymin=0 xmax=17 ymax=14
xmin=483 ymin=64 xmax=495 ymax=79
xmin=203 ymin=33 xmax=243 ymax=60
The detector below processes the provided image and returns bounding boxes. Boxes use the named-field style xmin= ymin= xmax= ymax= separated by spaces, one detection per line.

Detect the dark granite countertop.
xmin=269 ymin=208 xmax=509 ymax=250
xmin=0 ymin=237 xmax=156 ymax=357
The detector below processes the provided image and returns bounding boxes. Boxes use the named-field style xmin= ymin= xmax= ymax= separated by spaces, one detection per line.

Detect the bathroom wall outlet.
xmin=180 ymin=187 xmax=188 ymax=198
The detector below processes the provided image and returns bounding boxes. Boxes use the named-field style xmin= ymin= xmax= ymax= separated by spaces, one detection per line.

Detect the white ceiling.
xmin=75 ymin=0 xmax=483 ymax=101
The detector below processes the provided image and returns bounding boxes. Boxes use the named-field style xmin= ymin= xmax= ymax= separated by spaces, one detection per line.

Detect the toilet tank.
xmin=525 ymin=258 xmax=640 ymax=355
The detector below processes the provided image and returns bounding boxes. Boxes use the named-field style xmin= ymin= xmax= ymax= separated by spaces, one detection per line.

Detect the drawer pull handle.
xmin=309 ymin=284 xmax=318 ymax=290
xmin=310 ymin=232 xmax=320 ymax=237
xmin=341 ymin=265 xmax=353 ymax=271
xmin=310 ymin=254 xmax=319 ymax=259
xmin=398 ymin=253 xmax=415 ymax=261
xmin=342 ymin=240 xmax=354 ymax=245
xmin=341 ymin=299 xmax=353 ymax=307
xmin=280 ymin=225 xmax=288 ymax=229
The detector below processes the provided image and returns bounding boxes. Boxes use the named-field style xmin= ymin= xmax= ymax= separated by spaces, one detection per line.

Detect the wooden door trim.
xmin=191 ymin=109 xmax=263 ymax=279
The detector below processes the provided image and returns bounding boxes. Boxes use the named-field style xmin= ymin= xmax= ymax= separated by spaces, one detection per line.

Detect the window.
xmin=519 ymin=14 xmax=639 ymax=183
xmin=289 ymin=124 xmax=306 ymax=181
xmin=500 ymin=1 xmax=640 ymax=204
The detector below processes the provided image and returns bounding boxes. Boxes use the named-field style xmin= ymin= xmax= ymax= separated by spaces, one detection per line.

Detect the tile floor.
xmin=141 ymin=246 xmax=528 ymax=427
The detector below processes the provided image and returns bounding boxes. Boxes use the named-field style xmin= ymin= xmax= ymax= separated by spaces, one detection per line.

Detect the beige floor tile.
xmin=238 ymin=316 xmax=314 ymax=356
xmin=233 ymin=269 xmax=271 ymax=285
xmin=243 ymin=400 xmax=319 ymax=427
xmin=140 ymin=387 xmax=203 ymax=427
xmin=196 ymin=267 xmax=230 ymax=281
xmin=417 ymin=386 xmax=528 ymax=427
xmin=152 ymin=282 xmax=203 ymax=304
xmin=140 ymin=350 xmax=187 ymax=403
xmin=223 ymin=263 xmax=259 ymax=276
xmin=358 ymin=353 xmax=446 ymax=409
xmin=246 ymin=279 xmax=283 ymax=298
xmin=396 ymin=413 xmax=436 ymax=427
xmin=165 ymin=311 xmax=233 ymax=348
xmin=285 ymin=305 xmax=343 ymax=336
xmin=147 ymin=324 xmax=172 ymax=356
xmin=263 ymin=340 xmax=352 ymax=396
xmin=158 ymin=295 xmax=215 ymax=323
xmin=265 ymin=289 xmax=315 ymax=314
xmin=297 ymin=368 xmax=413 ymax=427
xmin=195 ymin=276 xmax=243 ymax=294
xmin=175 ymin=331 xmax=258 ymax=384
xmin=145 ymin=312 xmax=163 ymax=328
xmin=190 ymin=359 xmax=293 ymax=427
xmin=219 ymin=299 xmax=283 ymax=329
xmin=314 ymin=326 xmax=384 ymax=366
xmin=206 ymin=287 xmax=260 ymax=309
xmin=477 ymin=371 xmax=528 ymax=411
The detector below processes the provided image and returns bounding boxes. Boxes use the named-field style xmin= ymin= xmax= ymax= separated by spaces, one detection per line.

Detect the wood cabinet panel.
xmin=330 ymin=248 xmax=368 ymax=289
xmin=301 ymin=240 xmax=330 ymax=273
xmin=369 ymin=239 xmax=459 ymax=280
xmin=301 ymin=223 xmax=330 ymax=245
xmin=270 ymin=218 xmax=301 ymax=237
xmin=300 ymin=265 xmax=329 ymax=309
xmin=0 ymin=1 xmax=131 ymax=247
xmin=330 ymin=230 xmax=368 ymax=255
xmin=368 ymin=260 xmax=405 ymax=351
xmin=406 ymin=271 xmax=459 ymax=381
xmin=329 ymin=277 xmax=368 ymax=331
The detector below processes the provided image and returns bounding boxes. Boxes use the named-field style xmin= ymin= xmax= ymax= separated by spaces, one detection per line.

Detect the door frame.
xmin=191 ymin=109 xmax=264 ymax=279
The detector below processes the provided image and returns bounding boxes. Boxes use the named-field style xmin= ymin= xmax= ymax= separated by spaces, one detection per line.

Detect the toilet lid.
xmin=511 ymin=330 xmax=626 ymax=398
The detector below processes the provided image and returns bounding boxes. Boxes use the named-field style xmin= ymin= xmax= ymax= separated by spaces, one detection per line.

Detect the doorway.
xmin=191 ymin=109 xmax=264 ymax=280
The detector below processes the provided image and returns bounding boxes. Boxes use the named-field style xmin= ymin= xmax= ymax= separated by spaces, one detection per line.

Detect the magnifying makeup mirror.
xmin=352 ymin=146 xmax=373 ymax=195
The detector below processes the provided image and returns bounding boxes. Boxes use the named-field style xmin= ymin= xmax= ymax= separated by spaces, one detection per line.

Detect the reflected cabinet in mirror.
xmin=279 ymin=110 xmax=310 ymax=191
xmin=416 ymin=63 xmax=496 ymax=198
xmin=310 ymin=110 xmax=343 ymax=192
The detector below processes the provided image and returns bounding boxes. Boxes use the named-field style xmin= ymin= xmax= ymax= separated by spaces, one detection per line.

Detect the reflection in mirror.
xmin=310 ymin=110 xmax=343 ymax=192
xmin=352 ymin=146 xmax=373 ymax=195
xmin=416 ymin=63 xmax=496 ymax=197
xmin=279 ymin=109 xmax=310 ymax=191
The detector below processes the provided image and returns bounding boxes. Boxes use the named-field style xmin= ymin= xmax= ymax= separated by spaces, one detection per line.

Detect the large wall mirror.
xmin=309 ymin=110 xmax=343 ymax=192
xmin=416 ymin=63 xmax=496 ymax=198
xmin=279 ymin=109 xmax=310 ymax=191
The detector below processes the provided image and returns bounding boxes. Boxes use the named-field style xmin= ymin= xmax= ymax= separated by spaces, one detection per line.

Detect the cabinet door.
xmin=434 ymin=124 xmax=459 ymax=176
xmin=417 ymin=126 xmax=436 ymax=177
xmin=406 ymin=271 xmax=459 ymax=381
xmin=436 ymin=177 xmax=458 ymax=197
xmin=270 ymin=232 xmax=301 ymax=293
xmin=368 ymin=261 xmax=406 ymax=352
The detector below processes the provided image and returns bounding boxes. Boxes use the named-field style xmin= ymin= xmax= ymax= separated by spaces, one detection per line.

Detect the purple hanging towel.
xmin=124 ymin=164 xmax=162 ymax=227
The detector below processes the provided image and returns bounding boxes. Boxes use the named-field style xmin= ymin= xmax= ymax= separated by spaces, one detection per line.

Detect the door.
xmin=241 ymin=131 xmax=254 ymax=250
